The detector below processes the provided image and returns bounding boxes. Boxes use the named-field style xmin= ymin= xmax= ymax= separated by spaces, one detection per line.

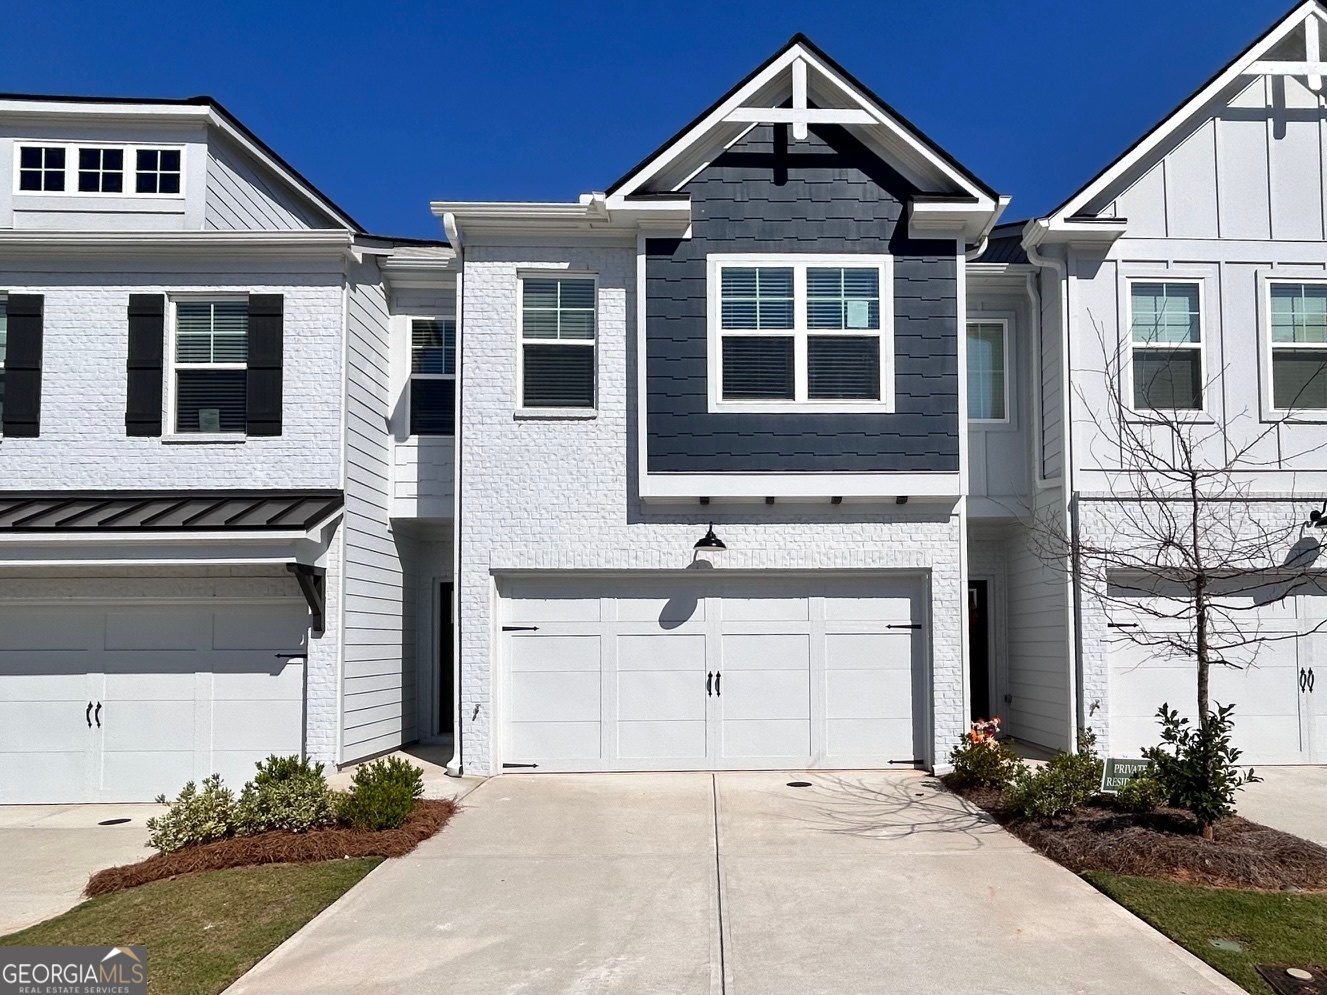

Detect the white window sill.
xmin=161 ymin=433 xmax=249 ymax=445
xmin=514 ymin=408 xmax=598 ymax=420
xmin=709 ymin=401 xmax=895 ymax=415
xmin=1123 ymin=409 xmax=1213 ymax=425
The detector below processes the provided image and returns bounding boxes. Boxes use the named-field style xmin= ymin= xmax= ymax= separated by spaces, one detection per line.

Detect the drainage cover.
xmin=1255 ymin=965 xmax=1327 ymax=995
xmin=98 ymin=818 xmax=131 ymax=826
xmin=1209 ymin=939 xmax=1246 ymax=952
xmin=786 ymin=781 xmax=812 ymax=788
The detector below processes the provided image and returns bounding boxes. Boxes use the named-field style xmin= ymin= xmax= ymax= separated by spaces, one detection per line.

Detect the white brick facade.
xmin=455 ymin=243 xmax=969 ymax=774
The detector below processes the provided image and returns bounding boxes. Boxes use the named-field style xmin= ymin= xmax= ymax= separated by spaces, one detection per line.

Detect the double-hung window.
xmin=1129 ymin=282 xmax=1203 ymax=410
xmin=967 ymin=320 xmax=1008 ymax=421
xmin=519 ymin=276 xmax=596 ymax=409
xmin=410 ymin=318 xmax=456 ymax=434
xmin=710 ymin=254 xmax=892 ymax=410
xmin=173 ymin=300 xmax=248 ymax=433
xmin=77 ymin=148 xmax=123 ymax=192
xmin=18 ymin=146 xmax=65 ymax=191
xmin=1269 ymin=283 xmax=1327 ymax=411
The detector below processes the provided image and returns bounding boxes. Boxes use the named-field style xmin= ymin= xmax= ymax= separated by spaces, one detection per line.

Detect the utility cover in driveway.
xmin=498 ymin=573 xmax=924 ymax=771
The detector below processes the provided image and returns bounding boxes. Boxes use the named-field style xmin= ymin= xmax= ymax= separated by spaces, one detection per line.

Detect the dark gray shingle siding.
xmin=645 ymin=123 xmax=960 ymax=474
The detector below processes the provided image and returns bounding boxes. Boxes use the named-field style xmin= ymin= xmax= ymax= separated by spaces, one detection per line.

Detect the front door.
xmin=968 ymin=581 xmax=990 ymax=722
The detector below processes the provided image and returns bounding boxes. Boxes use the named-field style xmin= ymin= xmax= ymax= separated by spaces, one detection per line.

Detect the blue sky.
xmin=0 ymin=0 xmax=1294 ymax=237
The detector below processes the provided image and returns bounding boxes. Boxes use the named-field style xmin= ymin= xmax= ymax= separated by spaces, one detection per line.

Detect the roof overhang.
xmin=1022 ymin=216 xmax=1129 ymax=251
xmin=430 ymin=193 xmax=693 ymax=244
xmin=0 ymin=230 xmax=358 ymax=261
xmin=909 ymin=195 xmax=1012 ymax=243
xmin=1041 ymin=0 xmax=1327 ymax=225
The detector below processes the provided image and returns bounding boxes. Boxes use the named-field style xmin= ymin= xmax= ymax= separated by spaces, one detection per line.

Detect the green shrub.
xmin=337 ymin=757 xmax=424 ymax=831
xmin=234 ymin=755 xmax=337 ymax=835
xmin=1142 ymin=702 xmax=1259 ymax=837
xmin=948 ymin=735 xmax=1022 ymax=790
xmin=1005 ymin=728 xmax=1104 ymax=820
xmin=146 ymin=775 xmax=236 ymax=853
xmin=1115 ymin=770 xmax=1167 ymax=813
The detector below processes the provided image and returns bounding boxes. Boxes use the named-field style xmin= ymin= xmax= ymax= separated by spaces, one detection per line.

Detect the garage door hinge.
xmin=888 ymin=759 xmax=924 ymax=765
xmin=886 ymin=623 xmax=922 ymax=630
xmin=502 ymin=762 xmax=539 ymax=769
xmin=1106 ymin=622 xmax=1139 ymax=629
xmin=502 ymin=625 xmax=539 ymax=632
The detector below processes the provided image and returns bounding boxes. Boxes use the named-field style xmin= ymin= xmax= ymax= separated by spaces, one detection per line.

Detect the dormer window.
xmin=78 ymin=148 xmax=123 ymax=193
xmin=136 ymin=149 xmax=181 ymax=194
xmin=18 ymin=146 xmax=65 ymax=191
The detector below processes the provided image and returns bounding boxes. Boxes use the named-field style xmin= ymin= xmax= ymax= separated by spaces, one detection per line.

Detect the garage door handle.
xmin=86 ymin=702 xmax=93 ymax=728
xmin=94 ymin=702 xmax=101 ymax=728
xmin=715 ymin=672 xmax=721 ymax=696
xmin=1310 ymin=668 xmax=1317 ymax=693
xmin=706 ymin=672 xmax=713 ymax=696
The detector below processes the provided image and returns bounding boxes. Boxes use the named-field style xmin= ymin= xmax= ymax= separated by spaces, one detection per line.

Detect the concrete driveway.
xmin=0 ymin=804 xmax=157 ymax=935
xmin=227 ymin=771 xmax=1239 ymax=995
xmin=1237 ymin=766 xmax=1327 ymax=846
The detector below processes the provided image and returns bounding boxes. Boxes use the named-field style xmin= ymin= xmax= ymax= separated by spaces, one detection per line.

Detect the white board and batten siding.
xmin=204 ymin=133 xmax=334 ymax=232
xmin=341 ymin=258 xmax=407 ymax=762
xmin=497 ymin=573 xmax=925 ymax=772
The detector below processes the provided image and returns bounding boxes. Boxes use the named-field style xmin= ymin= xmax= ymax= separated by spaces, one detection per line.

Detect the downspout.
xmin=444 ymin=212 xmax=465 ymax=778
xmin=1023 ymin=229 xmax=1085 ymax=742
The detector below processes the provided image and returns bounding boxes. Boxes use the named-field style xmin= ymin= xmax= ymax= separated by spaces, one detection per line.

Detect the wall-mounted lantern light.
xmin=1308 ymin=500 xmax=1327 ymax=527
xmin=694 ymin=523 xmax=727 ymax=552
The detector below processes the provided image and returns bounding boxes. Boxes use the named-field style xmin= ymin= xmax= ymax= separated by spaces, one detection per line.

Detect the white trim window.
xmin=518 ymin=276 xmax=596 ymax=409
xmin=136 ymin=148 xmax=182 ymax=194
xmin=1128 ymin=281 xmax=1203 ymax=411
xmin=18 ymin=146 xmax=65 ymax=192
xmin=707 ymin=253 xmax=894 ymax=412
xmin=77 ymin=148 xmax=124 ymax=193
xmin=1269 ymin=282 xmax=1327 ymax=411
xmin=410 ymin=318 xmax=456 ymax=435
xmin=171 ymin=299 xmax=248 ymax=434
xmin=966 ymin=320 xmax=1008 ymax=422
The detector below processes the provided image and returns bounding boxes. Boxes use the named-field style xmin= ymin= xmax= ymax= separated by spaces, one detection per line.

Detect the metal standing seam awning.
xmin=0 ymin=490 xmax=344 ymax=633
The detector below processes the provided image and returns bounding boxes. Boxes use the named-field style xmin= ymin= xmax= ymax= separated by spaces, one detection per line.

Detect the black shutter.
xmin=125 ymin=294 xmax=165 ymax=437
xmin=3 ymin=295 xmax=45 ymax=438
xmin=246 ymin=294 xmax=283 ymax=436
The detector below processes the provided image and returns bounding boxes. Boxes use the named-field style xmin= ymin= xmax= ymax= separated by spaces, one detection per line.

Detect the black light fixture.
xmin=694 ymin=523 xmax=727 ymax=551
xmin=1309 ymin=500 xmax=1327 ymax=527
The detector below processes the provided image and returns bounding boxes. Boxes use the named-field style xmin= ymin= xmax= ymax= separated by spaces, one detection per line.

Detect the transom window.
xmin=173 ymin=300 xmax=248 ymax=433
xmin=410 ymin=318 xmax=456 ymax=435
xmin=1129 ymin=282 xmax=1203 ymax=411
xmin=1270 ymin=282 xmax=1327 ymax=410
xmin=136 ymin=149 xmax=182 ymax=194
xmin=967 ymin=321 xmax=1008 ymax=421
xmin=519 ymin=276 xmax=596 ymax=409
xmin=709 ymin=254 xmax=893 ymax=410
xmin=18 ymin=146 xmax=65 ymax=191
xmin=77 ymin=148 xmax=123 ymax=193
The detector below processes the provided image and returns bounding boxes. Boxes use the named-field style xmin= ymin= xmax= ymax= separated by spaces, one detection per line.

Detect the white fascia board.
xmin=1022 ymin=217 xmax=1128 ymax=249
xmin=610 ymin=43 xmax=995 ymax=205
xmin=0 ymin=526 xmax=335 ymax=567
xmin=430 ymin=199 xmax=691 ymax=237
xmin=1045 ymin=1 xmax=1323 ymax=222
xmin=0 ymin=229 xmax=355 ymax=259
xmin=638 ymin=472 xmax=963 ymax=501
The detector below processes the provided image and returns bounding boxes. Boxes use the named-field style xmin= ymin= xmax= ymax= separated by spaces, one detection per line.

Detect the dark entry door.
xmin=439 ymin=581 xmax=455 ymax=737
xmin=968 ymin=581 xmax=990 ymax=722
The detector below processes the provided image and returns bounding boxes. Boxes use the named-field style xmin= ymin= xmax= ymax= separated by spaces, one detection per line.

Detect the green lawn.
xmin=1085 ymin=871 xmax=1327 ymax=994
xmin=1 ymin=859 xmax=382 ymax=995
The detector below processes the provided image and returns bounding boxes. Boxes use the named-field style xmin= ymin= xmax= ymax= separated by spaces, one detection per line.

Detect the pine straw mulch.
xmin=947 ymin=781 xmax=1327 ymax=892
xmin=84 ymin=798 xmax=457 ymax=898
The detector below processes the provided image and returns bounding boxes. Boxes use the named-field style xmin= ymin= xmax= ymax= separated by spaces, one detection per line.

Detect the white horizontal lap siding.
xmin=341 ymin=260 xmax=405 ymax=762
xmin=204 ymin=134 xmax=329 ymax=231
xmin=0 ymin=261 xmax=343 ymax=490
xmin=457 ymin=245 xmax=967 ymax=774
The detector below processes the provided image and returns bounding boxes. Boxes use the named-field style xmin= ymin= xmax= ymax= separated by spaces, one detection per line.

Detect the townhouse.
xmin=2 ymin=1 xmax=1325 ymax=804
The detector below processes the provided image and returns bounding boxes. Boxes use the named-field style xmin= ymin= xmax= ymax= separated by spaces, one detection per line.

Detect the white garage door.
xmin=499 ymin=574 xmax=924 ymax=771
xmin=1106 ymin=603 xmax=1323 ymax=764
xmin=0 ymin=599 xmax=309 ymax=804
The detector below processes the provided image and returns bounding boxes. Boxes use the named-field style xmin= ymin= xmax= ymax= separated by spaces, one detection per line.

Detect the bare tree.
xmin=1032 ymin=322 xmax=1327 ymax=728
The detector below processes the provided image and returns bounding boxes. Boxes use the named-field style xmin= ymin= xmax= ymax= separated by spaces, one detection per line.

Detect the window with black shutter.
xmin=1 ymin=294 xmax=43 ymax=438
xmin=519 ymin=277 xmax=595 ymax=409
xmin=172 ymin=300 xmax=249 ymax=434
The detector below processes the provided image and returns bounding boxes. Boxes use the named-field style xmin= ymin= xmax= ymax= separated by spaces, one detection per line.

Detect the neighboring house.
xmin=5 ymin=5 xmax=1327 ymax=805
xmin=0 ymin=94 xmax=454 ymax=803
xmin=1018 ymin=0 xmax=1327 ymax=765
